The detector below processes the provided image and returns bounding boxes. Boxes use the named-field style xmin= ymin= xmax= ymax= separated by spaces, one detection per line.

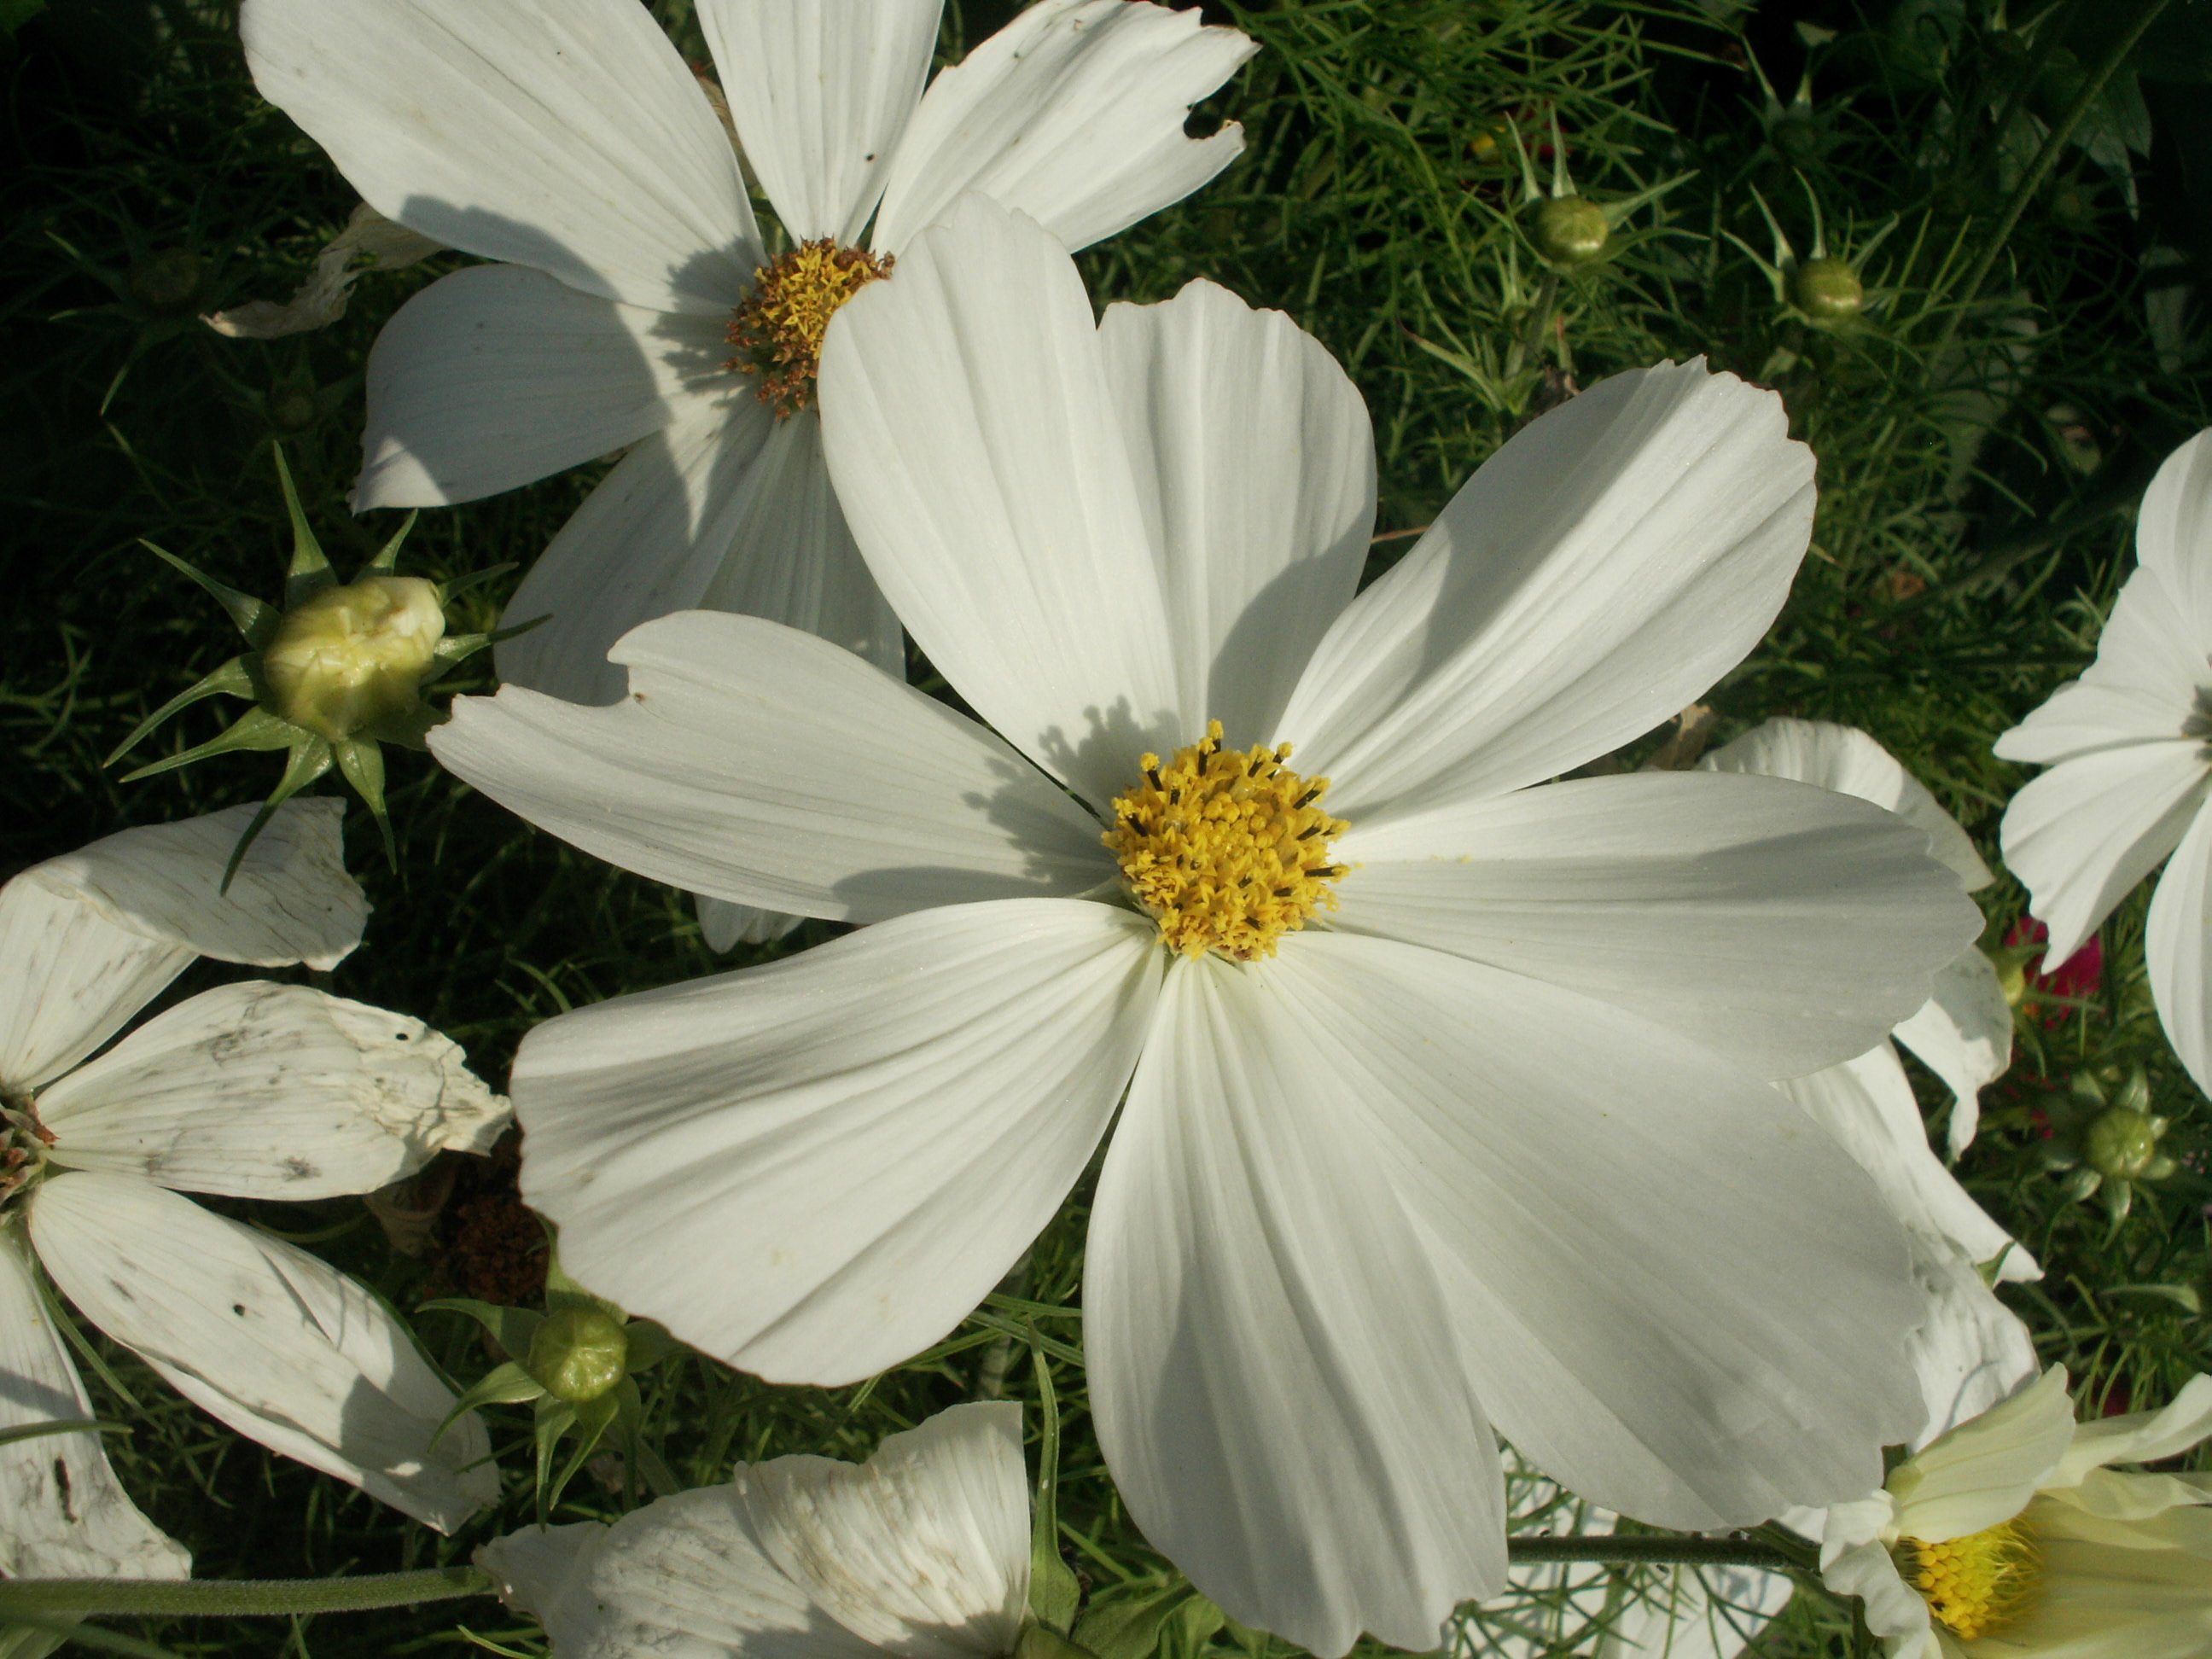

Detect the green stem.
xmin=0 ymin=1566 xmax=494 ymax=1620
xmin=1504 ymin=1534 xmax=1799 ymax=1571
xmin=1934 ymin=0 xmax=2172 ymax=350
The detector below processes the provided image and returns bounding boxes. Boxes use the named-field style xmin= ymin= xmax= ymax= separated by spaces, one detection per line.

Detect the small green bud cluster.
xmin=1532 ymin=195 xmax=1609 ymax=265
xmin=2045 ymin=1066 xmax=2177 ymax=1227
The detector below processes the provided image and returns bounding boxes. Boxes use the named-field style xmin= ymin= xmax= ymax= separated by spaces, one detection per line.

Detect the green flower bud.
xmin=268 ymin=387 xmax=319 ymax=433
xmin=527 ymin=1306 xmax=630 ymax=1404
xmin=128 ymin=247 xmax=207 ymax=315
xmin=1771 ymin=115 xmax=1821 ymax=165
xmin=1792 ymin=257 xmax=1864 ymax=320
xmin=1533 ymin=195 xmax=1609 ymax=265
xmin=2084 ymin=1108 xmax=2168 ymax=1184
xmin=261 ymin=575 xmax=445 ymax=742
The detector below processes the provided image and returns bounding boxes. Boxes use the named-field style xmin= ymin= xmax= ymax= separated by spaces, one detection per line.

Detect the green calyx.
xmin=1531 ymin=194 xmax=1609 ymax=265
xmin=2085 ymin=1108 xmax=2172 ymax=1184
xmin=1791 ymin=255 xmax=1864 ymax=320
xmin=2042 ymin=1066 xmax=2176 ymax=1231
xmin=105 ymin=445 xmax=520 ymax=887
xmin=424 ymin=1243 xmax=681 ymax=1523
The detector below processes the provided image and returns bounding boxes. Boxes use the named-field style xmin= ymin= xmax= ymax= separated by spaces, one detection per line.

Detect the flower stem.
xmin=0 ymin=1566 xmax=494 ymax=1620
xmin=1933 ymin=0 xmax=2172 ymax=350
xmin=1504 ymin=1534 xmax=1799 ymax=1570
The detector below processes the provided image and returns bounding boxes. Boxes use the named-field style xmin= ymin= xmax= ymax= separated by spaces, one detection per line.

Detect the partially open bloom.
xmin=241 ymin=0 xmax=1255 ymax=710
xmin=480 ymin=1403 xmax=1031 ymax=1658
xmin=1821 ymin=1366 xmax=2212 ymax=1657
xmin=432 ymin=198 xmax=1980 ymax=1653
xmin=0 ymin=803 xmax=507 ymax=1581
xmin=1996 ymin=429 xmax=2212 ymax=1098
xmin=1701 ymin=719 xmax=2037 ymax=1438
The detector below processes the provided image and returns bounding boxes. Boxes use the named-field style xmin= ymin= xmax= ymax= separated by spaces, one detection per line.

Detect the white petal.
xmin=738 ymin=1403 xmax=1032 ymax=1654
xmin=0 ymin=801 xmax=364 ymax=1091
xmin=1087 ymin=952 xmax=1502 ymax=1657
xmin=696 ymin=0 xmax=941 ymax=243
xmin=2146 ymin=801 xmax=2212 ymax=1100
xmin=1996 ymin=743 xmax=2211 ymax=961
xmin=1097 ymin=279 xmax=1376 ymax=744
xmin=1778 ymin=1049 xmax=2040 ymax=1445
xmin=1891 ymin=951 xmax=2015 ymax=1159
xmin=2047 ymin=1373 xmax=2212 ymax=1487
xmin=1993 ymin=565 xmax=2208 ymax=765
xmin=1699 ymin=718 xmax=1992 ymax=889
xmin=239 ymin=0 xmax=759 ymax=313
xmin=483 ymin=1493 xmax=866 ymax=1659
xmin=30 ymin=1173 xmax=498 ymax=1532
xmin=1278 ymin=360 xmax=1814 ymax=818
xmin=2134 ymin=428 xmax=2212 ymax=612
xmin=0 ymin=1231 xmax=189 ymax=1580
xmin=38 ymin=983 xmax=505 ymax=1199
xmin=1276 ymin=931 xmax=1929 ymax=1528
xmin=1819 ymin=1538 xmax=1937 ymax=1652
xmin=512 ymin=899 xmax=1160 ymax=1384
xmin=354 ymin=265 xmax=734 ymax=509
xmin=871 ymin=0 xmax=1255 ymax=255
xmin=697 ymin=895 xmax=803 ymax=952
xmin=1330 ymin=771 xmax=1981 ymax=1080
xmin=1889 ymin=1365 xmax=2074 ymax=1541
xmin=492 ymin=404 xmax=773 ymax=706
xmin=819 ymin=194 xmax=1180 ymax=806
xmin=437 ymin=614 xmax=1111 ymax=921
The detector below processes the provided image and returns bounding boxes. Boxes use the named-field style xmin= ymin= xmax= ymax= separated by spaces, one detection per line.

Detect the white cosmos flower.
xmin=1700 ymin=718 xmax=2039 ymax=1441
xmin=240 ymin=0 xmax=1255 ymax=712
xmin=1820 ymin=1365 xmax=2212 ymax=1659
xmin=479 ymin=1402 xmax=1030 ymax=1659
xmin=1995 ymin=429 xmax=2212 ymax=1098
xmin=0 ymin=802 xmax=507 ymax=1580
xmin=428 ymin=197 xmax=1982 ymax=1655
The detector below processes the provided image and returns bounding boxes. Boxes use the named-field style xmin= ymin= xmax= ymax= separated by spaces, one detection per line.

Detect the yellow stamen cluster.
xmin=1896 ymin=1517 xmax=2043 ymax=1640
xmin=1105 ymin=720 xmax=1349 ymax=961
xmin=725 ymin=239 xmax=894 ymax=416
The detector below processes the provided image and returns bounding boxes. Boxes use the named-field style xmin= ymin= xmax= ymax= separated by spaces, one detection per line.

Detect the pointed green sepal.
xmin=106 ymin=656 xmax=259 ymax=766
xmin=144 ymin=541 xmax=281 ymax=650
xmin=1074 ymin=1585 xmax=1220 ymax=1659
xmin=220 ymin=739 xmax=336 ymax=892
xmin=1028 ymin=1343 xmax=1080 ymax=1635
xmin=430 ymin=1359 xmax=545 ymax=1452
xmin=439 ymin=562 xmax=515 ymax=604
xmin=271 ymin=446 xmax=337 ymax=608
xmin=119 ymin=704 xmax=304 ymax=783
xmin=544 ymin=1254 xmax=627 ymax=1324
xmin=419 ymin=1299 xmax=547 ymax=1363
xmin=332 ymin=737 xmax=396 ymax=867
xmin=364 ymin=509 xmax=419 ymax=577
xmin=429 ymin=632 xmax=497 ymax=669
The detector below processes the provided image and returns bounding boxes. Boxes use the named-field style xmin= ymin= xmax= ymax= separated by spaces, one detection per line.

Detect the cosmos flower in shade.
xmin=479 ymin=1402 xmax=1031 ymax=1659
xmin=1 ymin=803 xmax=506 ymax=1581
xmin=1820 ymin=1366 xmax=2212 ymax=1658
xmin=1995 ymin=428 xmax=2212 ymax=1098
xmin=1699 ymin=719 xmax=2038 ymax=1440
xmin=430 ymin=197 xmax=1981 ymax=1653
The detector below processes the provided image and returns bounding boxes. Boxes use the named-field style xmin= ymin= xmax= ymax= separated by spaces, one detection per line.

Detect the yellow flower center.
xmin=1104 ymin=720 xmax=1349 ymax=961
xmin=1896 ymin=1516 xmax=2043 ymax=1641
xmin=725 ymin=239 xmax=894 ymax=417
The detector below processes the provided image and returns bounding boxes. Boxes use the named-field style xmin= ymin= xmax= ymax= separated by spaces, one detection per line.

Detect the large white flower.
xmin=0 ymin=802 xmax=507 ymax=1581
xmin=1995 ymin=428 xmax=2212 ymax=1097
xmin=241 ymin=0 xmax=1255 ymax=712
xmin=479 ymin=1402 xmax=1030 ymax=1659
xmin=1700 ymin=718 xmax=2038 ymax=1440
xmin=429 ymin=198 xmax=1982 ymax=1654
xmin=1820 ymin=1365 xmax=2212 ymax=1658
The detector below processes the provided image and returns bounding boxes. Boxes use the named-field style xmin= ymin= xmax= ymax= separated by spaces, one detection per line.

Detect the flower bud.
xmin=526 ymin=1306 xmax=630 ymax=1404
xmin=2084 ymin=1107 xmax=2169 ymax=1184
xmin=1792 ymin=256 xmax=1863 ymax=320
xmin=261 ymin=575 xmax=445 ymax=742
xmin=1532 ymin=195 xmax=1609 ymax=265
xmin=128 ymin=247 xmax=207 ymax=316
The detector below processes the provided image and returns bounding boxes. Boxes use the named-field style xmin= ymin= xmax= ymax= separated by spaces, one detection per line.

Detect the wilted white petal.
xmin=1891 ymin=949 xmax=2015 ymax=1158
xmin=204 ymin=201 xmax=443 ymax=340
xmin=38 ymin=982 xmax=504 ymax=1199
xmin=30 ymin=1173 xmax=498 ymax=1532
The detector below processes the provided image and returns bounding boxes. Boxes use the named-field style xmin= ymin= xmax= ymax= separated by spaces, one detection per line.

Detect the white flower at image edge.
xmin=479 ymin=1402 xmax=1030 ymax=1658
xmin=1700 ymin=718 xmax=2040 ymax=1441
xmin=1996 ymin=428 xmax=2212 ymax=1099
xmin=0 ymin=802 xmax=507 ymax=1581
xmin=1820 ymin=1366 xmax=2212 ymax=1658
xmin=429 ymin=198 xmax=1982 ymax=1655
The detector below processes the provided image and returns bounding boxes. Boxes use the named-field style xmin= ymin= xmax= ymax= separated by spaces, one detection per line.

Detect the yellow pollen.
xmin=725 ymin=238 xmax=893 ymax=416
xmin=1104 ymin=719 xmax=1349 ymax=961
xmin=1895 ymin=1517 xmax=2043 ymax=1641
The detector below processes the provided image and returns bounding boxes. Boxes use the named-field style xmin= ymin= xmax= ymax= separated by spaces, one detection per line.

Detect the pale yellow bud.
xmin=262 ymin=576 xmax=445 ymax=741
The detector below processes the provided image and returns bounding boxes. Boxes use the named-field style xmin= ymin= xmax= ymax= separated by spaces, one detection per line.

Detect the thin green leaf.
xmin=271 ymin=445 xmax=335 ymax=606
xmin=143 ymin=541 xmax=278 ymax=649
xmin=104 ymin=655 xmax=257 ymax=765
